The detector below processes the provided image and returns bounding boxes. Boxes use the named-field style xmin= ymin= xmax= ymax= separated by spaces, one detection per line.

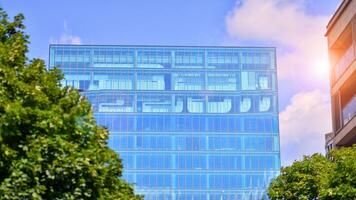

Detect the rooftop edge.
xmin=326 ymin=0 xmax=351 ymax=36
xmin=49 ymin=44 xmax=276 ymax=50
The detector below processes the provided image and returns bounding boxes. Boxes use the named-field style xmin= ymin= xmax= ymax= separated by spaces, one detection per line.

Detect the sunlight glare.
xmin=312 ymin=59 xmax=330 ymax=80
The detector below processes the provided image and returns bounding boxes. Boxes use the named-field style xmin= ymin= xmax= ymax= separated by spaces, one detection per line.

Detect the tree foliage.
xmin=0 ymin=8 xmax=142 ymax=200
xmin=268 ymin=146 xmax=356 ymax=200
xmin=268 ymin=154 xmax=330 ymax=200
xmin=319 ymin=146 xmax=356 ymax=199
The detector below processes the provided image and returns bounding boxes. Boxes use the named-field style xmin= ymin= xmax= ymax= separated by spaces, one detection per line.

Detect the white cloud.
xmin=51 ymin=22 xmax=82 ymax=45
xmin=279 ymin=90 xmax=332 ymax=165
xmin=225 ymin=0 xmax=334 ymax=165
xmin=225 ymin=0 xmax=329 ymax=80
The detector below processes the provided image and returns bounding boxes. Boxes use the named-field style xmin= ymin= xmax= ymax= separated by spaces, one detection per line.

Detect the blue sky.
xmin=2 ymin=0 xmax=341 ymax=165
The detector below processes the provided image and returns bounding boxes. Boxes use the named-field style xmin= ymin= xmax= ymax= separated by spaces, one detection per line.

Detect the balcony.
xmin=335 ymin=44 xmax=355 ymax=81
xmin=342 ymin=95 xmax=356 ymax=126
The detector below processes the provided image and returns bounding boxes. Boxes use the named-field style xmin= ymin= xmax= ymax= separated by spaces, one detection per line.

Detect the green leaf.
xmin=0 ymin=7 xmax=142 ymax=200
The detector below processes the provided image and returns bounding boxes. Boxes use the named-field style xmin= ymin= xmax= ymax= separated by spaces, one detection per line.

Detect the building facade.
xmin=49 ymin=45 xmax=280 ymax=200
xmin=325 ymin=0 xmax=356 ymax=151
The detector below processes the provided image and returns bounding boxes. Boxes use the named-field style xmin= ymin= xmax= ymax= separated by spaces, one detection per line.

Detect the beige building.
xmin=325 ymin=0 xmax=356 ymax=152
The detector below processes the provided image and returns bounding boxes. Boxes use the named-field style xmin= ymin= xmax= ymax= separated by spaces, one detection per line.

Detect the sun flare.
xmin=312 ymin=59 xmax=330 ymax=80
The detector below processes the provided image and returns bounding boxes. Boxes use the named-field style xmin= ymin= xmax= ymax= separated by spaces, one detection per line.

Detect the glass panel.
xmin=176 ymin=155 xmax=206 ymax=169
xmin=137 ymin=95 xmax=171 ymax=113
xmin=259 ymin=75 xmax=269 ymax=89
xmin=207 ymin=51 xmax=240 ymax=69
xmin=91 ymin=73 xmax=133 ymax=90
xmin=259 ymin=96 xmax=271 ymax=112
xmin=240 ymin=97 xmax=252 ymax=112
xmin=241 ymin=51 xmax=271 ymax=68
xmin=176 ymin=136 xmax=206 ymax=150
xmin=173 ymin=96 xmax=184 ymax=112
xmin=51 ymin=46 xmax=280 ymax=198
xmin=187 ymin=96 xmax=205 ymax=113
xmin=241 ymin=71 xmax=256 ymax=90
xmin=137 ymin=50 xmax=171 ymax=68
xmin=172 ymin=73 xmax=203 ymax=90
xmin=175 ymin=51 xmax=204 ymax=68
xmin=335 ymin=44 xmax=355 ymax=80
xmin=207 ymin=51 xmax=239 ymax=64
xmin=176 ymin=175 xmax=207 ymax=189
xmin=93 ymin=49 xmax=134 ymax=67
xmin=63 ymin=74 xmax=90 ymax=90
xmin=97 ymin=95 xmax=134 ymax=113
xmin=207 ymin=73 xmax=237 ymax=91
xmin=343 ymin=94 xmax=356 ymax=125
xmin=207 ymin=96 xmax=232 ymax=113
xmin=137 ymin=74 xmax=165 ymax=90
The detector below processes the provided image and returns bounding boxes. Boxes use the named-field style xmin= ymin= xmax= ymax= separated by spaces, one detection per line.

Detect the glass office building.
xmin=49 ymin=45 xmax=280 ymax=200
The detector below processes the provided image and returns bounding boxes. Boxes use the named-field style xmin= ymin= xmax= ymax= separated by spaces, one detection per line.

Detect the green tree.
xmin=319 ymin=146 xmax=356 ymax=199
xmin=268 ymin=146 xmax=356 ymax=200
xmin=0 ymin=8 xmax=142 ymax=200
xmin=268 ymin=154 xmax=330 ymax=200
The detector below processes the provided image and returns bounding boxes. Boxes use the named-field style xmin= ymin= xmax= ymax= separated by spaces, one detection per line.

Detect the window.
xmin=176 ymin=155 xmax=206 ymax=169
xmin=259 ymin=75 xmax=269 ymax=89
xmin=175 ymin=51 xmax=204 ymax=67
xmin=172 ymin=73 xmax=203 ymax=90
xmin=259 ymin=96 xmax=271 ymax=112
xmin=91 ymin=73 xmax=133 ymax=90
xmin=187 ymin=97 xmax=204 ymax=113
xmin=176 ymin=136 xmax=206 ymax=151
xmin=112 ymin=50 xmax=134 ymax=64
xmin=207 ymin=97 xmax=232 ymax=113
xmin=136 ymin=155 xmax=172 ymax=170
xmin=241 ymin=71 xmax=256 ymax=90
xmin=63 ymin=74 xmax=90 ymax=90
xmin=209 ymin=175 xmax=243 ymax=189
xmin=209 ymin=156 xmax=242 ymax=170
xmin=136 ymin=136 xmax=172 ymax=150
xmin=137 ymin=50 xmax=171 ymax=68
xmin=93 ymin=49 xmax=134 ymax=67
xmin=241 ymin=52 xmax=271 ymax=68
xmin=209 ymin=136 xmax=242 ymax=150
xmin=137 ymin=95 xmax=172 ymax=113
xmin=97 ymin=95 xmax=134 ymax=113
xmin=173 ymin=96 xmax=184 ymax=112
xmin=240 ymin=97 xmax=252 ymax=112
xmin=137 ymin=74 xmax=165 ymax=90
xmin=342 ymin=94 xmax=356 ymax=125
xmin=207 ymin=73 xmax=237 ymax=91
xmin=207 ymin=51 xmax=239 ymax=64
xmin=176 ymin=175 xmax=207 ymax=189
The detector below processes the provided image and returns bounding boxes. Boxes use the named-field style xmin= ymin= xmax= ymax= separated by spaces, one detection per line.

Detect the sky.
xmin=1 ymin=0 xmax=341 ymax=166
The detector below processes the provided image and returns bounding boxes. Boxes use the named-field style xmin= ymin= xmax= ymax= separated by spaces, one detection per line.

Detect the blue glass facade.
xmin=49 ymin=45 xmax=280 ymax=200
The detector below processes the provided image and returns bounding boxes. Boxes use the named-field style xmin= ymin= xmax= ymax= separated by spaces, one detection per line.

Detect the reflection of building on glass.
xmin=325 ymin=0 xmax=356 ymax=153
xmin=137 ymin=74 xmax=165 ymax=90
xmin=207 ymin=73 xmax=237 ymax=91
xmin=97 ymin=95 xmax=134 ymax=113
xmin=173 ymin=73 xmax=204 ymax=90
xmin=50 ymin=45 xmax=280 ymax=200
xmin=207 ymin=97 xmax=232 ymax=113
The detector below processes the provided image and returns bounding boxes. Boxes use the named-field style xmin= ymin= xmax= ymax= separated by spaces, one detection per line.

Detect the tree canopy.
xmin=0 ymin=8 xmax=142 ymax=200
xmin=268 ymin=145 xmax=356 ymax=200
